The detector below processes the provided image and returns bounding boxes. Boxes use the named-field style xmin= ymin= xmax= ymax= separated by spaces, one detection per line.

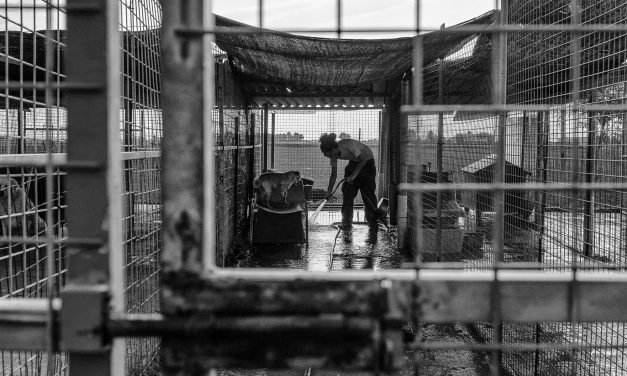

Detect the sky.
xmin=211 ymin=0 xmax=497 ymax=38
xmin=2 ymin=0 xmax=497 ymax=140
xmin=210 ymin=0 xmax=498 ymax=140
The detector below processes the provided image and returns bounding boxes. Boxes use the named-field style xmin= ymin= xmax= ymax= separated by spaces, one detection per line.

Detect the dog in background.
xmin=253 ymin=171 xmax=302 ymax=208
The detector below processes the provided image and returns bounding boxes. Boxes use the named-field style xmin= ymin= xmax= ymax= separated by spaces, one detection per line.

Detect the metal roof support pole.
xmin=622 ymin=102 xmax=627 ymax=254
xmin=271 ymin=112 xmax=275 ymax=170
xmin=489 ymin=0 xmax=509 ymax=374
xmin=63 ymin=0 xmax=123 ymax=375
xmin=161 ymin=0 xmax=215 ymax=372
xmin=389 ymin=86 xmax=402 ymax=226
xmin=377 ymin=109 xmax=386 ymax=199
xmin=435 ymin=58 xmax=445 ymax=261
xmin=397 ymin=79 xmax=411 ymax=249
xmin=249 ymin=113 xmax=257 ymax=197
xmin=234 ymin=116 xmax=240 ymax=248
xmin=583 ymin=116 xmax=595 ymax=257
xmin=263 ymin=104 xmax=269 ymax=171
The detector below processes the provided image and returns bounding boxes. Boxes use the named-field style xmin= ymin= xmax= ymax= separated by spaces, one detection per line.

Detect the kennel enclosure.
xmin=2 ymin=1 xmax=627 ymax=376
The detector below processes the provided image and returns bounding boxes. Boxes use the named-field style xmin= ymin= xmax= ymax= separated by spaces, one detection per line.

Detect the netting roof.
xmin=0 ymin=10 xmax=497 ymax=109
xmin=214 ymin=11 xmax=498 ymax=107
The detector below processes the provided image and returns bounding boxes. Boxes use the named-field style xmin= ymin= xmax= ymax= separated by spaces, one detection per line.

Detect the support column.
xmin=161 ymin=0 xmax=214 ymax=373
xmin=64 ymin=0 xmax=123 ymax=375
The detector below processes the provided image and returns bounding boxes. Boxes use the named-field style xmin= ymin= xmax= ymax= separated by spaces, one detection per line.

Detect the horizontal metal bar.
xmin=0 ymin=82 xmax=102 ymax=91
xmin=0 ymin=298 xmax=60 ymax=322
xmin=0 ymin=151 xmax=159 ymax=167
xmin=0 ymin=153 xmax=66 ymax=167
xmin=401 ymin=104 xmax=627 ymax=114
xmin=215 ymin=145 xmax=256 ymax=152
xmin=254 ymin=105 xmax=383 ymax=110
xmin=0 ymin=298 xmax=60 ymax=351
xmin=2 ymin=270 xmax=627 ymax=351
xmin=406 ymin=261 xmax=627 ymax=271
xmin=176 ymin=24 xmax=627 ymax=36
xmin=107 ymin=314 xmax=374 ymax=338
xmin=121 ymin=150 xmax=161 ymax=160
xmin=1 ymin=4 xmax=70 ymax=11
xmin=414 ymin=342 xmax=627 ymax=352
xmin=0 ymin=236 xmax=102 ymax=247
xmin=399 ymin=182 xmax=627 ymax=192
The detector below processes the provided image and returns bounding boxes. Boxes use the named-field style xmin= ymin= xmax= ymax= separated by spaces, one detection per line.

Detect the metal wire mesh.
xmin=1 ymin=1 xmax=68 ymax=375
xmin=405 ymin=0 xmax=627 ymax=374
xmin=1 ymin=1 xmax=163 ymax=375
xmin=267 ymin=109 xmax=381 ymax=205
xmin=212 ymin=46 xmax=262 ymax=264
xmin=120 ymin=1 xmax=162 ymax=375
xmin=489 ymin=1 xmax=627 ymax=374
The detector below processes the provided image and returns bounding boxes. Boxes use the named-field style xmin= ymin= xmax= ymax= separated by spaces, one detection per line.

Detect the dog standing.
xmin=253 ymin=171 xmax=302 ymax=208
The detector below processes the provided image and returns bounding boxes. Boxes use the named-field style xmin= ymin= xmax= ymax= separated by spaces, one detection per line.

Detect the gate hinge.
xmin=61 ymin=284 xmax=110 ymax=353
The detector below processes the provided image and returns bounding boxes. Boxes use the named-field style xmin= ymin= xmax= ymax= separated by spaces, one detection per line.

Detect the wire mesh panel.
xmin=0 ymin=1 xmax=68 ymax=375
xmin=212 ymin=47 xmax=261 ymax=264
xmin=1 ymin=1 xmax=163 ymax=375
xmin=119 ymin=1 xmax=162 ymax=375
xmin=494 ymin=1 xmax=627 ymax=374
xmin=405 ymin=0 xmax=627 ymax=374
xmin=269 ymin=109 xmax=381 ymax=204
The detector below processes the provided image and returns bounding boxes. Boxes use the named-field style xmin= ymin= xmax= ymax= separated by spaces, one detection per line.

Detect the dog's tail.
xmin=253 ymin=177 xmax=260 ymax=190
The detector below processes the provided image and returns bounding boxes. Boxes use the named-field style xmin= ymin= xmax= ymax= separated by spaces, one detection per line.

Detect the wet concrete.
xmin=227 ymin=209 xmax=491 ymax=375
xmin=235 ymin=209 xmax=409 ymax=271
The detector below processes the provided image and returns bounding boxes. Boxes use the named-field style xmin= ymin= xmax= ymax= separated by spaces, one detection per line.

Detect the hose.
xmin=309 ymin=178 xmax=345 ymax=224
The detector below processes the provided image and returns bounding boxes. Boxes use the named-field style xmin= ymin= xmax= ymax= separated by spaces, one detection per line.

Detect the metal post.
xmin=622 ymin=90 xmax=627 ymax=255
xmin=234 ymin=116 xmax=240 ymax=241
xmin=491 ymin=0 xmax=509 ymax=374
xmin=64 ymin=0 xmax=123 ymax=375
xmin=534 ymin=112 xmax=543 ymax=227
xmin=17 ymin=109 xmax=24 ymax=154
xmin=435 ymin=58 xmax=445 ymax=261
xmin=520 ymin=111 xmax=527 ymax=171
xmin=271 ymin=112 xmax=275 ymax=170
xmin=249 ymin=112 xmax=256 ymax=198
xmin=538 ymin=111 xmax=549 ymax=262
xmin=161 ymin=0 xmax=213 ymax=373
xmin=263 ymin=104 xmax=269 ymax=171
xmin=583 ymin=116 xmax=595 ymax=256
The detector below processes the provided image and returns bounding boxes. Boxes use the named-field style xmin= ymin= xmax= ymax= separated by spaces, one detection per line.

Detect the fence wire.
xmin=406 ymin=0 xmax=627 ymax=374
xmin=1 ymin=1 xmax=68 ymax=375
xmin=1 ymin=1 xmax=163 ymax=375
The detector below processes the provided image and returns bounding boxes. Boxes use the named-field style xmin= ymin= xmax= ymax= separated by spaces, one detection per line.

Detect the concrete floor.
xmin=236 ymin=209 xmax=407 ymax=271
xmin=230 ymin=209 xmax=491 ymax=376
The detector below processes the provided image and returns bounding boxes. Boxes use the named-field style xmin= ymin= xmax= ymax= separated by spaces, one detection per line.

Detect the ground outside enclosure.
xmin=228 ymin=209 xmax=492 ymax=376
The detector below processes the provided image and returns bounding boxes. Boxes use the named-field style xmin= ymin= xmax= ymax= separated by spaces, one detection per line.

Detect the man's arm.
xmin=326 ymin=158 xmax=338 ymax=198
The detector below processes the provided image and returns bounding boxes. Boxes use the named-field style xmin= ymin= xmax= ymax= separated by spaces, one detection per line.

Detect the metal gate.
xmin=2 ymin=1 xmax=627 ymax=376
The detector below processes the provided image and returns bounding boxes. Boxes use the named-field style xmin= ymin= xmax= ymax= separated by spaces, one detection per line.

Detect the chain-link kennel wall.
xmin=213 ymin=43 xmax=261 ymax=265
xmin=4 ymin=1 xmax=627 ymax=376
xmin=264 ymin=109 xmax=380 ymax=206
xmin=1 ymin=2 xmax=68 ymax=375
xmin=495 ymin=1 xmax=627 ymax=374
xmin=401 ymin=1 xmax=627 ymax=374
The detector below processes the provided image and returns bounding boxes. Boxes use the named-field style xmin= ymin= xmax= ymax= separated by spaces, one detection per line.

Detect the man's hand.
xmin=345 ymin=174 xmax=357 ymax=184
xmin=325 ymin=192 xmax=335 ymax=200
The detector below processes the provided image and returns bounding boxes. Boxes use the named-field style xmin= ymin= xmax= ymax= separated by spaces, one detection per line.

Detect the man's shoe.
xmin=379 ymin=213 xmax=389 ymax=229
xmin=366 ymin=225 xmax=378 ymax=243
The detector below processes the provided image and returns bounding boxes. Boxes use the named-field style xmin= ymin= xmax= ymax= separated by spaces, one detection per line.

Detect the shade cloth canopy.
xmin=214 ymin=11 xmax=498 ymax=107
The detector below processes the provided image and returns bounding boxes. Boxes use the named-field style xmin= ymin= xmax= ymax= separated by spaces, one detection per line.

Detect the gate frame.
xmin=3 ymin=0 xmax=627 ymax=375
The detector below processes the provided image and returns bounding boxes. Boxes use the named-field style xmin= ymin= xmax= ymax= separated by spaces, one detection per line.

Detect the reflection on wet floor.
xmin=237 ymin=209 xmax=409 ymax=271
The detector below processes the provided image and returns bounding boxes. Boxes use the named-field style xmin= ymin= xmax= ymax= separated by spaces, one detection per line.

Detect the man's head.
xmin=319 ymin=132 xmax=340 ymax=158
